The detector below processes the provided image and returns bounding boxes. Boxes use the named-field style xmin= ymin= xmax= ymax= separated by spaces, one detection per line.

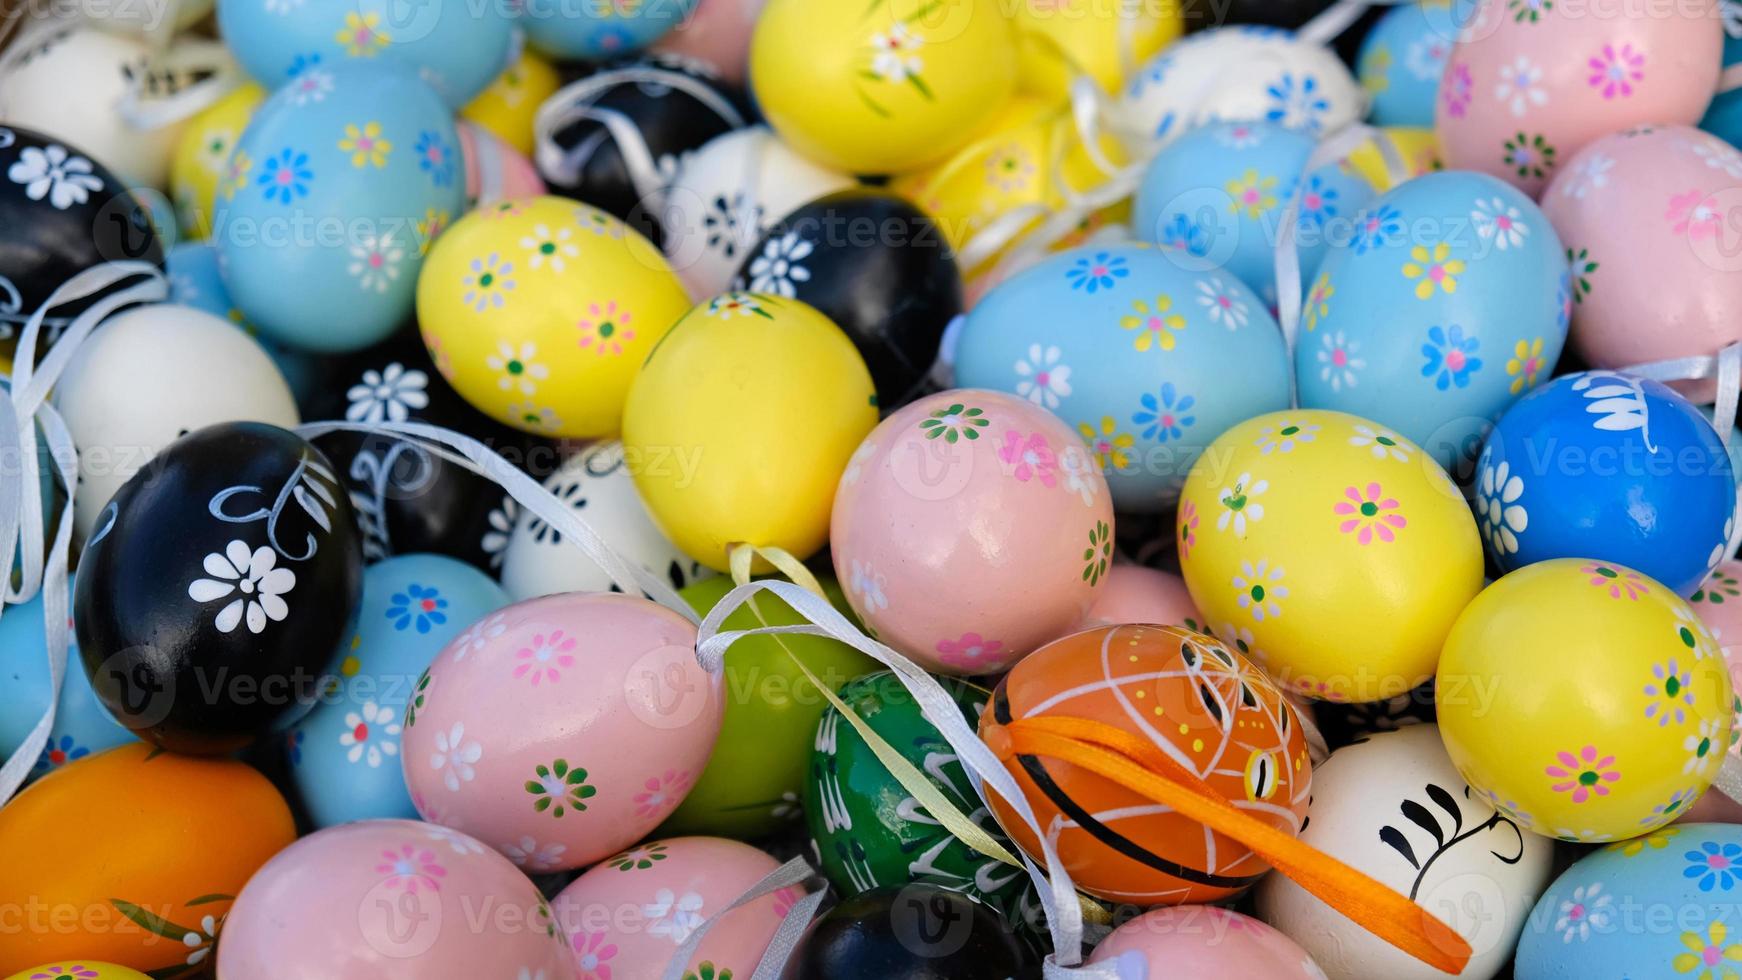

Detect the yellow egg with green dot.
xmin=169 ymin=82 xmax=265 ymax=241
xmin=460 ymin=46 xmax=560 ymax=157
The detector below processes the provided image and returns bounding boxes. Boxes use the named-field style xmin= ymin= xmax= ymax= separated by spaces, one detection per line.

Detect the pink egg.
xmin=649 ymin=0 xmax=767 ymax=86
xmin=830 ymin=388 xmax=1114 ymax=675
xmin=459 ymin=120 xmax=548 ymax=208
xmin=550 ymin=836 xmax=791 ymax=978
xmin=1542 ymin=126 xmax=1742 ymax=398
xmin=1436 ymin=0 xmax=1722 ymax=196
xmin=1683 ymin=560 xmax=1742 ymax=823
xmin=1087 ymin=906 xmax=1325 ymax=977
xmin=216 ymin=819 xmax=579 ymax=978
xmin=401 ymin=593 xmax=722 ymax=871
xmin=1079 ymin=565 xmax=1200 ymax=630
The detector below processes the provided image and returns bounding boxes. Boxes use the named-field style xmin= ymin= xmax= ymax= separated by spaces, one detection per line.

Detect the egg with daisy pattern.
xmin=1178 ymin=409 xmax=1483 ymax=703
xmin=219 ymin=62 xmax=466 ymax=353
xmin=1294 ymin=170 xmax=1568 ymax=475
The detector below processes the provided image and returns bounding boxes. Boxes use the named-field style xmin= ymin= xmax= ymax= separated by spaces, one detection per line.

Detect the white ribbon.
xmin=532 ymin=65 xmax=745 ymax=206
xmin=1617 ymin=344 xmax=1742 ymax=563
xmin=116 ymin=36 xmax=243 ymax=132
xmin=695 ymin=579 xmax=1088 ymax=965
xmin=1295 ymin=0 xmax=1382 ymax=48
xmin=656 ymin=855 xmax=820 ymax=980
xmin=1044 ymin=955 xmax=1125 ymax=979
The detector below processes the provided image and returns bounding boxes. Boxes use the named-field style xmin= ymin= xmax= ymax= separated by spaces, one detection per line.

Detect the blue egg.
xmin=1356 ymin=2 xmax=1457 ymax=128
xmin=218 ymin=61 xmax=466 ymax=353
xmin=955 ymin=243 xmax=1291 ymax=513
xmin=1477 ymin=372 xmax=1734 ymax=596
xmin=216 ymin=0 xmax=513 ymax=108
xmin=1132 ymin=120 xmax=1376 ymax=308
xmin=166 ymin=241 xmax=322 ymax=402
xmin=288 ymin=553 xmax=508 ymax=827
xmin=519 ymin=0 xmax=696 ymax=60
xmin=1297 ymin=170 xmax=1568 ymax=472
xmin=1698 ymin=35 xmax=1742 ymax=147
xmin=0 ymin=577 xmax=136 ymax=783
xmin=1516 ymin=823 xmax=1742 ymax=979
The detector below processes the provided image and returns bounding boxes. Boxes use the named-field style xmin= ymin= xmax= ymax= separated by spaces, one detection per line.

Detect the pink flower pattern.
xmin=375 ymin=844 xmax=447 ymax=893
xmin=633 ymin=769 xmax=693 ymax=818
xmin=1443 ymin=62 xmax=1474 ymax=118
xmin=1587 ymin=43 xmax=1643 ymax=99
xmin=997 ymin=430 xmax=1059 ymax=487
xmin=935 ymin=632 xmax=1006 ymax=672
xmin=1333 ymin=483 xmax=1407 ymax=545
xmin=1179 ymin=500 xmax=1199 ymax=559
xmin=1546 ymin=745 xmax=1621 ymax=803
xmin=1667 ymin=190 xmax=1721 ymax=239
xmin=513 ymin=630 xmax=578 ymax=686
xmin=573 ymin=929 xmax=618 ymax=979
xmin=1582 ymin=562 xmax=1648 ymax=600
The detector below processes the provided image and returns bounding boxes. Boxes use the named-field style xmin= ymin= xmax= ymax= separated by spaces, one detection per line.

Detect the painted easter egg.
xmin=1436 ymin=0 xmax=1723 ymax=196
xmin=750 ymin=0 xmax=1020 ymax=174
xmin=1346 ymin=127 xmax=1446 ymax=192
xmin=418 ymin=195 xmax=692 ymax=438
xmin=1474 ymin=371 xmax=1734 ymax=596
xmin=218 ymin=61 xmax=466 ymax=352
xmin=830 ymin=389 xmax=1114 ymax=672
xmin=1256 ymin=725 xmax=1556 ymax=980
xmin=1178 ymin=409 xmax=1483 ymax=703
xmin=163 ymin=241 xmax=320 ymax=402
xmin=460 ymin=46 xmax=561 ymax=157
xmin=780 ymin=885 xmax=1033 ymax=980
xmin=1012 ymin=0 xmax=1181 ymax=102
xmin=1438 ymin=559 xmax=1734 ymax=842
xmin=981 ymin=624 xmax=1311 ymax=905
xmin=1295 ymin=169 xmax=1567 ymax=473
xmin=456 ymin=121 xmax=546 ymax=208
xmin=520 ymin=0 xmax=695 ymax=60
xmin=1358 ymin=2 xmax=1460 ymax=128
xmin=1132 ymin=119 xmax=1376 ymax=307
xmin=1513 ymin=823 xmax=1742 ymax=979
xmin=624 ymin=291 xmax=878 ymax=571
xmin=1542 ymin=126 xmax=1742 ymax=402
xmin=2 ymin=964 xmax=152 ymax=980
xmin=1682 ymin=561 xmax=1742 ymax=823
xmin=0 ymin=744 xmax=295 ymax=975
xmin=550 ymin=836 xmax=789 ymax=978
xmin=1088 ymin=906 xmax=1325 ymax=978
xmin=399 ymin=592 xmax=722 ymax=870
xmin=214 ymin=819 xmax=578 ymax=978
xmin=74 ymin=423 xmax=363 ymax=754
xmin=287 ymin=554 xmax=509 ymax=829
xmin=217 ymin=0 xmax=515 ymax=107
xmin=169 ymin=82 xmax=265 ymax=241
xmin=658 ymin=576 xmax=877 ymax=839
xmin=957 ymin=244 xmax=1289 ymax=513
xmin=651 ymin=0 xmax=767 ymax=85
xmin=1079 ymin=566 xmax=1202 ymax=630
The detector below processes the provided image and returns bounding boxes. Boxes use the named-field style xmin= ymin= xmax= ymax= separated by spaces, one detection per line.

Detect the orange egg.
xmin=980 ymin=624 xmax=1310 ymax=905
xmin=0 ymin=744 xmax=295 ymax=974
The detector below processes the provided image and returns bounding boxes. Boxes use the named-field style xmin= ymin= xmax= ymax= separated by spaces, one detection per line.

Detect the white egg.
xmin=1255 ymin=725 xmax=1554 ymax=980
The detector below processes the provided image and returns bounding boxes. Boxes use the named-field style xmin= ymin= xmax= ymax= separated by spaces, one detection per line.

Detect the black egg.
xmin=737 ymin=189 xmax=961 ymax=407
xmin=539 ymin=54 xmax=751 ymax=245
xmin=0 ymin=125 xmax=164 ymax=356
xmin=782 ymin=885 xmax=1035 ymax=980
xmin=74 ymin=422 xmax=362 ymax=754
xmin=1180 ymin=1 xmax=1380 ymax=61
xmin=299 ymin=326 xmax=563 ymax=573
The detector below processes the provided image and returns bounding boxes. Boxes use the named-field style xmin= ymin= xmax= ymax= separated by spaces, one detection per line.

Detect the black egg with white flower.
xmin=74 ymin=422 xmax=363 ymax=755
xmin=736 ymin=189 xmax=961 ymax=406
xmin=0 ymin=125 xmax=164 ymax=358
xmin=300 ymin=326 xmax=562 ymax=573
xmin=537 ymin=54 xmax=750 ymax=246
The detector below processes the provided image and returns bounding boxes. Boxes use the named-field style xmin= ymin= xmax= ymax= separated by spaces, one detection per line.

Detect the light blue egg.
xmin=289 ymin=553 xmax=508 ymax=827
xmin=0 ymin=576 xmax=136 ymax=782
xmin=1132 ymin=120 xmax=1376 ymax=308
xmin=519 ymin=0 xmax=695 ymax=60
xmin=1356 ymin=2 xmax=1457 ymax=128
xmin=217 ymin=61 xmax=466 ymax=353
xmin=166 ymin=241 xmax=322 ymax=402
xmin=1296 ymin=170 xmax=1568 ymax=473
xmin=1698 ymin=36 xmax=1742 ymax=147
xmin=216 ymin=0 xmax=513 ymax=108
xmin=1477 ymin=372 xmax=1734 ymax=596
xmin=1516 ymin=823 xmax=1742 ymax=979
xmin=954 ymin=243 xmax=1291 ymax=513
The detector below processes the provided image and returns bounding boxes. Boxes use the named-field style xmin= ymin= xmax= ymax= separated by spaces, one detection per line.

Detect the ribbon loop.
xmin=658 ymin=855 xmax=819 ymax=980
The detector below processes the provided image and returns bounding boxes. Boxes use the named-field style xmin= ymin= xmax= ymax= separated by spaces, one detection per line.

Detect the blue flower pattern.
xmin=1132 ymin=383 xmax=1197 ymax=442
xmin=1685 ymin=841 xmax=1742 ymax=891
xmin=416 ymin=131 xmax=455 ymax=187
xmin=1295 ymin=174 xmax=1339 ymax=232
xmin=1352 ymin=204 xmax=1404 ymax=255
xmin=287 ymin=52 xmax=321 ymax=77
xmin=1264 ymin=73 xmax=1330 ymax=133
xmin=33 ymin=734 xmax=88 ymax=774
xmin=258 ymin=148 xmax=313 ymax=205
xmin=1421 ymin=325 xmax=1482 ymax=390
xmin=1161 ymin=213 xmax=1211 ymax=257
xmin=1066 ymin=252 xmax=1129 ymax=293
xmin=287 ymin=729 xmax=305 ymax=766
xmin=387 ymin=583 xmax=449 ymax=634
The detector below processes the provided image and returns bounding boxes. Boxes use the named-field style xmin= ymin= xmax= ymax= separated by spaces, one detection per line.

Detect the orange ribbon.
xmin=981 ymin=714 xmax=1473 ymax=976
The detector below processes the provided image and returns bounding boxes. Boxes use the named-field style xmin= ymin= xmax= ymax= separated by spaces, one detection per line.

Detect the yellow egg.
xmin=1438 ymin=559 xmax=1734 ymax=842
xmin=1178 ymin=409 xmax=1482 ymax=703
xmin=1345 ymin=126 xmax=1442 ymax=193
xmin=4 ymin=964 xmax=151 ymax=980
xmin=749 ymin=0 xmax=1020 ymax=174
xmin=416 ymin=196 xmax=693 ymax=438
xmin=0 ymin=744 xmax=295 ymax=974
xmin=1011 ymin=0 xmax=1182 ymax=101
xmin=460 ymin=46 xmax=561 ymax=157
xmin=622 ymin=291 xmax=878 ymax=570
xmin=168 ymin=82 xmax=265 ymax=241
xmin=889 ymin=94 xmax=1127 ymax=282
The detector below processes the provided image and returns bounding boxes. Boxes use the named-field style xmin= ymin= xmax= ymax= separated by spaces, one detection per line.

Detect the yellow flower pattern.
xmin=1120 ymin=294 xmax=1185 ymax=353
xmin=1506 ymin=337 xmax=1546 ymax=395
xmin=417 ymin=208 xmax=451 ymax=256
xmin=1402 ymin=241 xmax=1465 ymax=300
xmin=339 ymin=122 xmax=393 ymax=169
xmin=1607 ymin=825 xmax=1679 ymax=857
xmin=223 ymin=150 xmax=253 ymax=201
xmin=1674 ymin=920 xmax=1742 ymax=979
xmin=1226 ymin=169 xmax=1278 ymax=219
xmin=1303 ymin=273 xmax=1334 ymax=332
xmin=336 ymin=11 xmax=391 ymax=56
xmin=1079 ymin=416 xmax=1135 ymax=471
